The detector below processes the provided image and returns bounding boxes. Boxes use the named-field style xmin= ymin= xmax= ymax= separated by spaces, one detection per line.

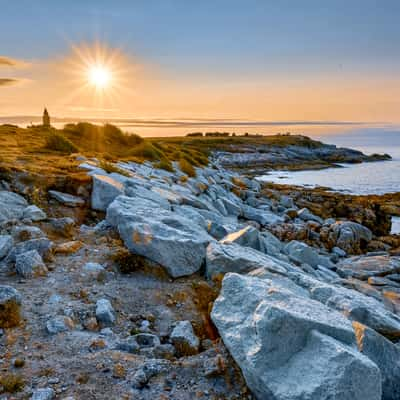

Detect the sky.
xmin=1 ymin=0 xmax=400 ymax=135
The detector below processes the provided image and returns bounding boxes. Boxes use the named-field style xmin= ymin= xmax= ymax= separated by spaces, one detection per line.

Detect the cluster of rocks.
xmin=1 ymin=153 xmax=400 ymax=399
xmin=213 ymin=136 xmax=391 ymax=171
xmin=78 ymin=158 xmax=400 ymax=399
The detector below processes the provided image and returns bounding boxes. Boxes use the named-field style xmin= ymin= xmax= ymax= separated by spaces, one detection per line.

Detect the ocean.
xmin=257 ymin=128 xmax=400 ymax=234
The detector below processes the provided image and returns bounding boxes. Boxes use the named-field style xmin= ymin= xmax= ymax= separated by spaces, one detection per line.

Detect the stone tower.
xmin=43 ymin=108 xmax=50 ymax=127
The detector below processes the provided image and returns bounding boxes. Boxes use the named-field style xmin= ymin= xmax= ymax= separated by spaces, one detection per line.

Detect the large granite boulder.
xmin=107 ymin=196 xmax=212 ymax=278
xmin=205 ymin=242 xmax=288 ymax=279
xmin=0 ymin=191 xmax=28 ymax=222
xmin=337 ymin=255 xmax=400 ymax=280
xmin=92 ymin=174 xmax=125 ymax=211
xmin=322 ymin=221 xmax=372 ymax=254
xmin=211 ymin=273 xmax=381 ymax=400
xmin=284 ymin=240 xmax=320 ymax=267
xmin=353 ymin=321 xmax=400 ymax=400
xmin=307 ymin=280 xmax=400 ymax=338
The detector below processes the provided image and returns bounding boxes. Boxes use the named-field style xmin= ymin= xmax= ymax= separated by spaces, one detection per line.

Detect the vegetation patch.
xmin=0 ymin=373 xmax=25 ymax=393
xmin=0 ymin=300 xmax=21 ymax=328
xmin=44 ymin=132 xmax=79 ymax=154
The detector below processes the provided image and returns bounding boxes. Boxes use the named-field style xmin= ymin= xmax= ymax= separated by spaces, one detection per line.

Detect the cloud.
xmin=0 ymin=78 xmax=20 ymax=87
xmin=0 ymin=56 xmax=29 ymax=68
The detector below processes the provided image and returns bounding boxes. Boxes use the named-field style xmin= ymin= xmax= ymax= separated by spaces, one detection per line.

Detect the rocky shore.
xmin=1 ymin=143 xmax=400 ymax=399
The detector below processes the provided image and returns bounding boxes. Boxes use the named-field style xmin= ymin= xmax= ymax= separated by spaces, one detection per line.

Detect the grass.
xmin=0 ymin=300 xmax=21 ymax=329
xmin=44 ymin=131 xmax=78 ymax=154
xmin=98 ymin=160 xmax=131 ymax=177
xmin=179 ymin=158 xmax=196 ymax=177
xmin=0 ymin=373 xmax=25 ymax=393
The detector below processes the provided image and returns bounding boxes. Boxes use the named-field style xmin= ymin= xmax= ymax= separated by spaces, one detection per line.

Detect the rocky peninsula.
xmin=0 ymin=124 xmax=399 ymax=400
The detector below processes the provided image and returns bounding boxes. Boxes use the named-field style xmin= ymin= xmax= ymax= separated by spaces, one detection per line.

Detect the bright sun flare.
xmin=88 ymin=65 xmax=112 ymax=89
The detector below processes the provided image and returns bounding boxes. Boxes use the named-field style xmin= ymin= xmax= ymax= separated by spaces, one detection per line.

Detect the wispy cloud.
xmin=0 ymin=56 xmax=29 ymax=68
xmin=0 ymin=78 xmax=20 ymax=87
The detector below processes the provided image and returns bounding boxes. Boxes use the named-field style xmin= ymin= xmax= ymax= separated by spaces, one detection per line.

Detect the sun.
xmin=88 ymin=64 xmax=112 ymax=89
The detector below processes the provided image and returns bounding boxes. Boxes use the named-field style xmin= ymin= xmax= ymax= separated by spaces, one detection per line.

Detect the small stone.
xmin=82 ymin=262 xmax=106 ymax=280
xmin=171 ymin=320 xmax=199 ymax=356
xmin=96 ymin=298 xmax=115 ymax=326
xmin=45 ymin=316 xmax=74 ymax=335
xmin=49 ymin=190 xmax=84 ymax=207
xmin=23 ymin=205 xmax=47 ymax=221
xmin=15 ymin=249 xmax=47 ymax=278
xmin=54 ymin=241 xmax=83 ymax=255
xmin=83 ymin=317 xmax=99 ymax=331
xmin=31 ymin=387 xmax=55 ymax=400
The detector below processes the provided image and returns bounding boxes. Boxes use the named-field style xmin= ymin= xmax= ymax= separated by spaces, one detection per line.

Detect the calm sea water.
xmin=257 ymin=129 xmax=400 ymax=233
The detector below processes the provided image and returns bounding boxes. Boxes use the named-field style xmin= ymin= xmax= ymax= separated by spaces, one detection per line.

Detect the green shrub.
xmin=128 ymin=141 xmax=163 ymax=161
xmin=179 ymin=158 xmax=196 ymax=177
xmin=156 ymin=158 xmax=175 ymax=172
xmin=0 ymin=373 xmax=25 ymax=393
xmin=44 ymin=133 xmax=78 ymax=154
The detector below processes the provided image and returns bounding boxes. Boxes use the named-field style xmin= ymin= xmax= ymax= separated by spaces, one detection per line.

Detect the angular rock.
xmin=6 ymin=238 xmax=53 ymax=263
xmin=45 ymin=316 xmax=73 ymax=334
xmin=308 ymin=281 xmax=400 ymax=338
xmin=15 ymin=249 xmax=47 ymax=278
xmin=22 ymin=205 xmax=47 ymax=221
xmin=48 ymin=217 xmax=75 ymax=237
xmin=242 ymin=204 xmax=283 ymax=226
xmin=220 ymin=226 xmax=260 ymax=250
xmin=353 ymin=321 xmax=400 ymax=400
xmin=0 ymin=285 xmax=22 ymax=328
xmin=259 ymin=231 xmax=283 ymax=256
xmin=107 ymin=196 xmax=212 ymax=278
xmin=82 ymin=262 xmax=106 ymax=280
xmin=125 ymin=184 xmax=170 ymax=209
xmin=0 ymin=235 xmax=13 ymax=260
xmin=206 ymin=241 xmax=288 ymax=279
xmin=0 ymin=191 xmax=28 ymax=222
xmin=96 ymin=299 xmax=115 ymax=326
xmin=297 ymin=207 xmax=323 ymax=224
xmin=211 ymin=273 xmax=380 ymax=400
xmin=49 ymin=190 xmax=84 ymax=207
xmin=91 ymin=174 xmax=125 ymax=211
xmin=284 ymin=240 xmax=320 ymax=268
xmin=337 ymin=255 xmax=400 ymax=280
xmin=170 ymin=320 xmax=199 ymax=356
xmin=325 ymin=221 xmax=372 ymax=254
xmin=11 ymin=226 xmax=44 ymax=240
xmin=31 ymin=388 xmax=55 ymax=400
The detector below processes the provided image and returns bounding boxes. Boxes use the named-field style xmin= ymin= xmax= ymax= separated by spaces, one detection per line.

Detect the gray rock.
xmin=211 ymin=273 xmax=381 ymax=400
xmin=220 ymin=197 xmax=241 ymax=216
xmin=96 ymin=298 xmax=115 ymax=326
xmin=332 ymin=246 xmax=347 ymax=257
xmin=297 ymin=207 xmax=323 ymax=224
xmin=353 ymin=321 xmax=400 ymax=400
xmin=82 ymin=262 xmax=105 ymax=279
xmin=206 ymin=241 xmax=288 ymax=280
xmin=107 ymin=196 xmax=212 ymax=278
xmin=6 ymin=238 xmax=53 ymax=263
xmin=22 ymin=205 xmax=47 ymax=221
xmin=125 ymin=184 xmax=170 ymax=209
xmin=337 ymin=255 xmax=400 ymax=280
xmin=49 ymin=217 xmax=75 ymax=237
xmin=170 ymin=320 xmax=199 ymax=356
xmin=242 ymin=204 xmax=284 ymax=226
xmin=91 ymin=174 xmax=125 ymax=211
xmin=279 ymin=195 xmax=294 ymax=208
xmin=0 ymin=191 xmax=28 ymax=222
xmin=308 ymin=281 xmax=400 ymax=338
xmin=259 ymin=231 xmax=283 ymax=256
xmin=31 ymin=388 xmax=55 ymax=400
xmin=11 ymin=225 xmax=44 ymax=240
xmin=45 ymin=316 xmax=72 ymax=335
xmin=327 ymin=221 xmax=373 ymax=254
xmin=48 ymin=190 xmax=84 ymax=207
xmin=284 ymin=240 xmax=320 ymax=268
xmin=0 ymin=235 xmax=13 ymax=259
xmin=220 ymin=226 xmax=260 ymax=250
xmin=15 ymin=250 xmax=47 ymax=278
